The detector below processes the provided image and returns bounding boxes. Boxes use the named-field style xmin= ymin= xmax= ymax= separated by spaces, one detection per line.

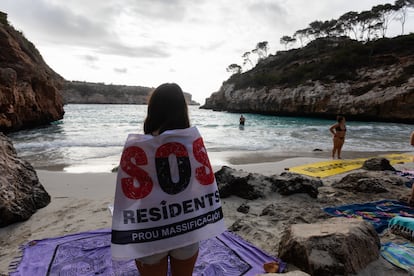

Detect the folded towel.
xmin=389 ymin=216 xmax=414 ymax=241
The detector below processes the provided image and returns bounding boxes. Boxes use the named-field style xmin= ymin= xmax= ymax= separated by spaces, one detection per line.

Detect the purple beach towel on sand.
xmin=9 ymin=229 xmax=286 ymax=276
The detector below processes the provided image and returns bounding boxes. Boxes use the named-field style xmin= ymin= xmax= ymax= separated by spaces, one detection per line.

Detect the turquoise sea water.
xmin=8 ymin=104 xmax=414 ymax=172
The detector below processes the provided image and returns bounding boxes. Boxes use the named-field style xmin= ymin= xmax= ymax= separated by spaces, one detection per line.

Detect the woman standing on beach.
xmin=329 ymin=115 xmax=347 ymax=159
xmin=111 ymin=83 xmax=225 ymax=276
xmin=137 ymin=83 xmax=198 ymax=275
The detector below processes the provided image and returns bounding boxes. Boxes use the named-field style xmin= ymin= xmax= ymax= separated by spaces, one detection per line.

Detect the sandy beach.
xmin=1 ymin=151 xmax=414 ymax=275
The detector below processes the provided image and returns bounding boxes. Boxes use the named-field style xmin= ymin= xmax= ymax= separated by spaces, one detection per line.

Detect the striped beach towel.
xmin=381 ymin=242 xmax=414 ymax=273
xmin=323 ymin=199 xmax=414 ymax=233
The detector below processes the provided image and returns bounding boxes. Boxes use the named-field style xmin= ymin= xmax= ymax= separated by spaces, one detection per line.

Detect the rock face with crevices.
xmin=0 ymin=12 xmax=64 ymax=133
xmin=202 ymin=35 xmax=414 ymax=123
xmin=0 ymin=133 xmax=50 ymax=227
xmin=278 ymin=217 xmax=380 ymax=275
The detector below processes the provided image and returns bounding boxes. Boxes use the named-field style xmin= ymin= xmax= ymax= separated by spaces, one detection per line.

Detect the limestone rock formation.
xmin=278 ymin=217 xmax=380 ymax=275
xmin=0 ymin=133 xmax=50 ymax=227
xmin=61 ymin=80 xmax=199 ymax=105
xmin=0 ymin=12 xmax=64 ymax=132
xmin=202 ymin=35 xmax=414 ymax=123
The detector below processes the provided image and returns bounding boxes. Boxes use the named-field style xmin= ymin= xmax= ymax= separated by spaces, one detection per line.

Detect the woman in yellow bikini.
xmin=329 ymin=115 xmax=346 ymax=159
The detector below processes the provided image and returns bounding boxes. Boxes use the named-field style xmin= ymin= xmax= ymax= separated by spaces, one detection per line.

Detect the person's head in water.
xmin=144 ymin=83 xmax=190 ymax=135
xmin=240 ymin=114 xmax=245 ymax=124
xmin=337 ymin=115 xmax=345 ymax=123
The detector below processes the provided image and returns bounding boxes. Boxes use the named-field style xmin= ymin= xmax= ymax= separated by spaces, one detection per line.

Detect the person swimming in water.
xmin=329 ymin=115 xmax=346 ymax=159
xmin=239 ymin=115 xmax=245 ymax=126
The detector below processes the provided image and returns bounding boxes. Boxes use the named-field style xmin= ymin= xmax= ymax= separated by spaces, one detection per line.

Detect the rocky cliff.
xmin=202 ymin=35 xmax=414 ymax=123
xmin=61 ymin=80 xmax=199 ymax=105
xmin=0 ymin=132 xmax=50 ymax=227
xmin=0 ymin=12 xmax=64 ymax=133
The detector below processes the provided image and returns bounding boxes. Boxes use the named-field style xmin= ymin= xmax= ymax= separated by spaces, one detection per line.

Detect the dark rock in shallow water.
xmin=270 ymin=172 xmax=323 ymax=198
xmin=0 ymin=133 xmax=50 ymax=227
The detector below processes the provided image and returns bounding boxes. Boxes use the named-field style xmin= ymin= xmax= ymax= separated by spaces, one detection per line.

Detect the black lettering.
xmin=156 ymin=156 xmax=191 ymax=194
xmin=182 ymin=199 xmax=193 ymax=214
xmin=123 ymin=210 xmax=135 ymax=224
xmin=149 ymin=207 xmax=162 ymax=221
xmin=205 ymin=193 xmax=215 ymax=205
xmin=136 ymin=209 xmax=148 ymax=223
xmin=194 ymin=196 xmax=205 ymax=210
xmin=112 ymin=207 xmax=224 ymax=244
xmin=169 ymin=203 xmax=182 ymax=218
xmin=214 ymin=190 xmax=220 ymax=202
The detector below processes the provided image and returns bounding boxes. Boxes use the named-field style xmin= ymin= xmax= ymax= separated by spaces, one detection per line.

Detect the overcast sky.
xmin=1 ymin=0 xmax=412 ymax=103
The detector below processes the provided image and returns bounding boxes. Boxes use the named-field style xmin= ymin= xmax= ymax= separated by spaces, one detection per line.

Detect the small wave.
xmin=14 ymin=140 xmax=124 ymax=150
xmin=9 ymin=104 xmax=413 ymax=170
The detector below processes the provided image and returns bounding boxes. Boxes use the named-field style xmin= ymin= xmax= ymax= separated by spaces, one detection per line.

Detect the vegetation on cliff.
xmin=229 ymin=0 xmax=413 ymax=74
xmin=62 ymin=81 xmax=198 ymax=105
xmin=227 ymin=34 xmax=414 ymax=90
xmin=62 ymin=81 xmax=151 ymax=104
xmin=225 ymin=0 xmax=414 ymax=90
xmin=202 ymin=1 xmax=414 ymax=123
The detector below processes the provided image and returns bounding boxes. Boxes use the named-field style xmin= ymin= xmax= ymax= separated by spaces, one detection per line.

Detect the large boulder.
xmin=270 ymin=172 xmax=323 ymax=198
xmin=278 ymin=217 xmax=380 ymax=275
xmin=0 ymin=133 xmax=50 ymax=227
xmin=215 ymin=166 xmax=273 ymax=199
xmin=0 ymin=14 xmax=64 ymax=132
xmin=362 ymin=157 xmax=396 ymax=171
xmin=332 ymin=171 xmax=405 ymax=193
xmin=215 ymin=167 xmax=323 ymax=199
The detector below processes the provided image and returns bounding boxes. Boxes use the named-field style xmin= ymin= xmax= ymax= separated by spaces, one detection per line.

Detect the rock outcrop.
xmin=0 ymin=133 xmax=50 ymax=227
xmin=271 ymin=172 xmax=323 ymax=198
xmin=215 ymin=167 xmax=323 ymax=199
xmin=61 ymin=80 xmax=199 ymax=105
xmin=362 ymin=157 xmax=396 ymax=171
xmin=215 ymin=166 xmax=273 ymax=199
xmin=332 ymin=171 xmax=406 ymax=193
xmin=202 ymin=35 xmax=414 ymax=123
xmin=0 ymin=12 xmax=64 ymax=132
xmin=278 ymin=217 xmax=380 ymax=275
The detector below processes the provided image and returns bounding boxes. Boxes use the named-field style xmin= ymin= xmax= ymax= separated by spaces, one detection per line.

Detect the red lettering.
xmin=193 ymin=137 xmax=214 ymax=185
xmin=120 ymin=146 xmax=153 ymax=199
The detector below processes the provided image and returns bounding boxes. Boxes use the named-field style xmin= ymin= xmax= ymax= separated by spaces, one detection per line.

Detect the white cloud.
xmin=0 ymin=0 xmax=412 ymax=103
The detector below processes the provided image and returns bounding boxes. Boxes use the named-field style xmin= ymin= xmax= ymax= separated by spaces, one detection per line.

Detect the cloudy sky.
xmin=1 ymin=0 xmax=412 ymax=103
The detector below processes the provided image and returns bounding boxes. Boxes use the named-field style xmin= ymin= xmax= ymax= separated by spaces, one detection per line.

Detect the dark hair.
xmin=144 ymin=83 xmax=190 ymax=135
xmin=337 ymin=115 xmax=345 ymax=123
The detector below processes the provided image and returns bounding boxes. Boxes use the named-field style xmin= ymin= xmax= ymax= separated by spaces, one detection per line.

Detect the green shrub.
xmin=229 ymin=35 xmax=414 ymax=90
